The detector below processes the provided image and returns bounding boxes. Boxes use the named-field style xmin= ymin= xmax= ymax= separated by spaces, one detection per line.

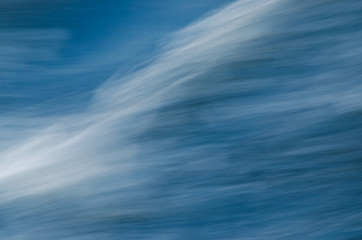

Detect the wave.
xmin=1 ymin=0 xmax=362 ymax=239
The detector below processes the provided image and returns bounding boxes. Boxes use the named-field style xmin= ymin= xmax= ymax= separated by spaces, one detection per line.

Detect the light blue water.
xmin=0 ymin=0 xmax=362 ymax=239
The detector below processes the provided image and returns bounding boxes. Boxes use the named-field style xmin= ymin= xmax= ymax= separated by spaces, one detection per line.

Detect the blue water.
xmin=1 ymin=0 xmax=362 ymax=239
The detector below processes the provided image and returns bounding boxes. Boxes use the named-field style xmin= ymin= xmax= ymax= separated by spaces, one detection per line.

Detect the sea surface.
xmin=0 ymin=0 xmax=362 ymax=239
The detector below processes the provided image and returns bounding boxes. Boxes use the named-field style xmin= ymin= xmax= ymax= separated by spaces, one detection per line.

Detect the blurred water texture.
xmin=0 ymin=0 xmax=362 ymax=239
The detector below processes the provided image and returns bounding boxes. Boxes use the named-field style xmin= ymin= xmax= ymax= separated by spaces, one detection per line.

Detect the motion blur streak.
xmin=1 ymin=0 xmax=362 ymax=239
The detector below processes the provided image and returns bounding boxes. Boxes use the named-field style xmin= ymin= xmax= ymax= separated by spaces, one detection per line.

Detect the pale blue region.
xmin=0 ymin=0 xmax=362 ymax=240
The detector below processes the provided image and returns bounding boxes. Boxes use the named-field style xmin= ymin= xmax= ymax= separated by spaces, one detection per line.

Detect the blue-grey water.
xmin=1 ymin=0 xmax=362 ymax=239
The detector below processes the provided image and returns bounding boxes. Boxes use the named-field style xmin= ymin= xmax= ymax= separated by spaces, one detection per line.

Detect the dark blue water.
xmin=1 ymin=0 xmax=362 ymax=239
